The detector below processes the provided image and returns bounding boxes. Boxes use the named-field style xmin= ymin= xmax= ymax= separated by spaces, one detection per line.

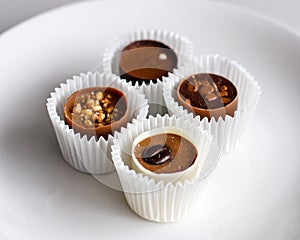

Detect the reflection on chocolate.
xmin=119 ymin=40 xmax=178 ymax=85
xmin=142 ymin=144 xmax=173 ymax=165
xmin=177 ymin=73 xmax=238 ymax=120
xmin=64 ymin=87 xmax=129 ymax=140
xmin=133 ymin=133 xmax=197 ymax=174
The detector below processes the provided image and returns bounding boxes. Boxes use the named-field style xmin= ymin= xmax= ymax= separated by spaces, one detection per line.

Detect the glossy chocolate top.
xmin=133 ymin=133 xmax=197 ymax=174
xmin=119 ymin=40 xmax=177 ymax=85
xmin=178 ymin=73 xmax=238 ymax=110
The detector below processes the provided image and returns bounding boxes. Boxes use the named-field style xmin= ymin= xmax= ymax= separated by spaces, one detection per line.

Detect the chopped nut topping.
xmin=92 ymin=105 xmax=102 ymax=112
xmin=81 ymin=109 xmax=93 ymax=116
xmin=220 ymin=85 xmax=228 ymax=91
xmin=72 ymin=103 xmax=81 ymax=114
xmin=106 ymin=106 xmax=114 ymax=113
xmin=70 ymin=89 xmax=121 ymax=128
xmin=222 ymin=97 xmax=232 ymax=104
xmin=84 ymin=119 xmax=92 ymax=126
xmin=98 ymin=112 xmax=106 ymax=122
xmin=220 ymin=91 xmax=228 ymax=97
xmin=86 ymin=99 xmax=95 ymax=108
xmin=96 ymin=91 xmax=104 ymax=100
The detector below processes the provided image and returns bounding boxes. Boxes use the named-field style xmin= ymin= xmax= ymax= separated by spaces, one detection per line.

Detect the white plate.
xmin=0 ymin=0 xmax=299 ymax=239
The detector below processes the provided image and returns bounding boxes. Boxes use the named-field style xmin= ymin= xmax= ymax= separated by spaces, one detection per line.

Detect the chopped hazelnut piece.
xmin=96 ymin=91 xmax=104 ymax=100
xmin=72 ymin=103 xmax=81 ymax=114
xmin=222 ymin=97 xmax=232 ymax=104
xmin=92 ymin=106 xmax=102 ymax=112
xmin=86 ymin=99 xmax=95 ymax=108
xmin=81 ymin=109 xmax=93 ymax=116
xmin=84 ymin=119 xmax=93 ymax=127
xmin=68 ymin=88 xmax=126 ymax=129
xmin=220 ymin=91 xmax=228 ymax=97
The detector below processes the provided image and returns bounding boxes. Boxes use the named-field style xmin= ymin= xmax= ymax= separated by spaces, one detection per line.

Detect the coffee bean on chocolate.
xmin=142 ymin=144 xmax=173 ymax=165
xmin=134 ymin=133 xmax=198 ymax=174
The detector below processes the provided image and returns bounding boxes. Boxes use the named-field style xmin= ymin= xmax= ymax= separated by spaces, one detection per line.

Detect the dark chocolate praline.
xmin=177 ymin=73 xmax=238 ymax=121
xmin=119 ymin=40 xmax=178 ymax=85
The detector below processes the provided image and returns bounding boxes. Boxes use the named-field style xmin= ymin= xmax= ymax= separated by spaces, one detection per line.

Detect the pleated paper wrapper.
xmin=163 ymin=54 xmax=262 ymax=153
xmin=102 ymin=29 xmax=193 ymax=116
xmin=46 ymin=72 xmax=149 ymax=174
xmin=111 ymin=115 xmax=221 ymax=222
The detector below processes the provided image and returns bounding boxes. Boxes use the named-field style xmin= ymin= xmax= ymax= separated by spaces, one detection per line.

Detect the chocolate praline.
xmin=133 ymin=133 xmax=197 ymax=174
xmin=177 ymin=73 xmax=238 ymax=120
xmin=119 ymin=40 xmax=178 ymax=85
xmin=64 ymin=87 xmax=129 ymax=139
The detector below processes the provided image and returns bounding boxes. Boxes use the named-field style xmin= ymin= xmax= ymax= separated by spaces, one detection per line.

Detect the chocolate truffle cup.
xmin=176 ymin=73 xmax=238 ymax=121
xmin=64 ymin=87 xmax=129 ymax=140
xmin=46 ymin=72 xmax=149 ymax=174
xmin=102 ymin=29 xmax=193 ymax=116
xmin=163 ymin=54 xmax=262 ymax=153
xmin=111 ymin=115 xmax=221 ymax=222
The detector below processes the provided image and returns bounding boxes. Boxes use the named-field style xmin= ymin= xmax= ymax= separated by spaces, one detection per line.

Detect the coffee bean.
xmin=142 ymin=144 xmax=173 ymax=165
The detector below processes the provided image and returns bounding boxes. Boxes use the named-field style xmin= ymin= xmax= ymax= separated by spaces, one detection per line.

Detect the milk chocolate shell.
xmin=119 ymin=40 xmax=178 ymax=85
xmin=131 ymin=126 xmax=202 ymax=183
xmin=177 ymin=73 xmax=238 ymax=120
xmin=64 ymin=87 xmax=129 ymax=139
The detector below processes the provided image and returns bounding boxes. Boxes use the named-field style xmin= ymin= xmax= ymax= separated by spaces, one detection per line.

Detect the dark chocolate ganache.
xmin=178 ymin=73 xmax=237 ymax=110
xmin=119 ymin=40 xmax=178 ymax=85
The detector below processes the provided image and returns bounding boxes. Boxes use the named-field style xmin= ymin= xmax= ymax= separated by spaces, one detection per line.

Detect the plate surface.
xmin=0 ymin=0 xmax=299 ymax=239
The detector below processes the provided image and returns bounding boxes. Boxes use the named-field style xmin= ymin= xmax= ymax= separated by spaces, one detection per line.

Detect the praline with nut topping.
xmin=177 ymin=73 xmax=238 ymax=120
xmin=64 ymin=87 xmax=129 ymax=139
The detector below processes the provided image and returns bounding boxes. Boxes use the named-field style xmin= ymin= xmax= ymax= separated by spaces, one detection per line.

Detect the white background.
xmin=1 ymin=0 xmax=300 ymax=35
xmin=0 ymin=1 xmax=299 ymax=240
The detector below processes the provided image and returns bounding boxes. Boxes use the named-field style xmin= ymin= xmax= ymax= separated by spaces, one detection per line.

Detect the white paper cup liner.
xmin=163 ymin=54 xmax=262 ymax=153
xmin=102 ymin=29 xmax=193 ymax=116
xmin=46 ymin=72 xmax=149 ymax=174
xmin=111 ymin=114 xmax=221 ymax=222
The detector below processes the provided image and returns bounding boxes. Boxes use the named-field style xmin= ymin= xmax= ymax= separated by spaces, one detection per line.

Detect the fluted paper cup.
xmin=111 ymin=114 xmax=221 ymax=222
xmin=163 ymin=54 xmax=262 ymax=153
xmin=46 ymin=72 xmax=149 ymax=174
xmin=102 ymin=29 xmax=193 ymax=115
